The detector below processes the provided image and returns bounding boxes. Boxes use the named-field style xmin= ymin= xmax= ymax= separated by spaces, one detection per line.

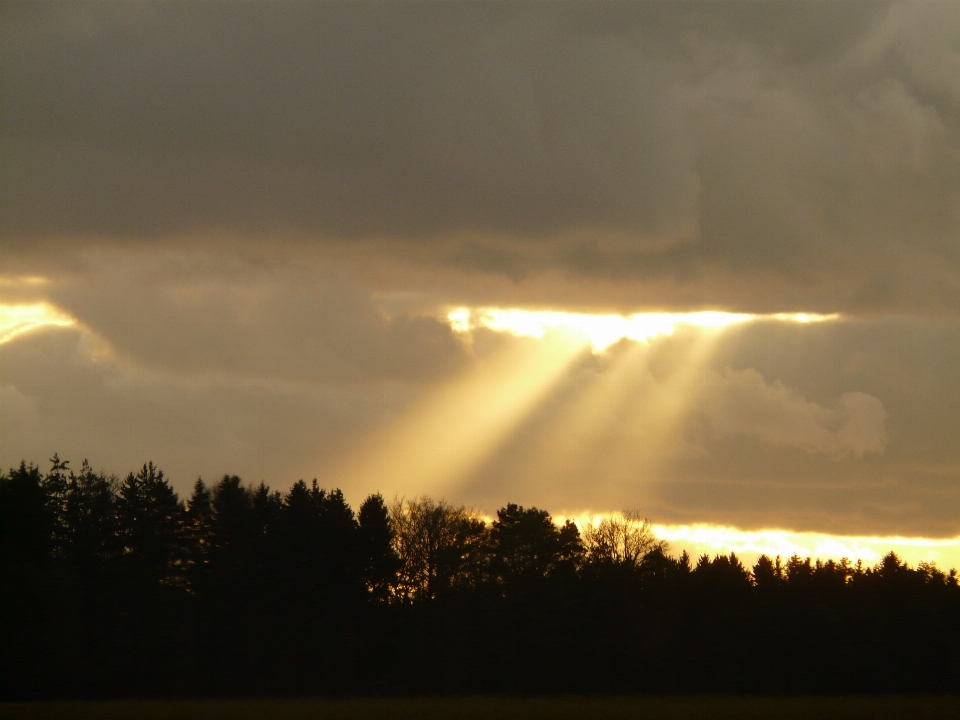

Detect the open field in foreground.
xmin=1 ymin=697 xmax=957 ymax=720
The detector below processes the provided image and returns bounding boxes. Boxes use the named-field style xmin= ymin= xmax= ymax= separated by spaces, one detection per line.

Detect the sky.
xmin=3 ymin=1 xmax=960 ymax=565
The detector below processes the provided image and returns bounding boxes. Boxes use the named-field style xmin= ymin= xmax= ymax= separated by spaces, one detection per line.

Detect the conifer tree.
xmin=116 ymin=462 xmax=185 ymax=585
xmin=0 ymin=462 xmax=51 ymax=566
xmin=358 ymin=493 xmax=400 ymax=601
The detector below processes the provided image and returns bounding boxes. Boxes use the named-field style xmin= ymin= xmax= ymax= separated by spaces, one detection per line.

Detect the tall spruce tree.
xmin=116 ymin=462 xmax=185 ymax=585
xmin=358 ymin=493 xmax=400 ymax=601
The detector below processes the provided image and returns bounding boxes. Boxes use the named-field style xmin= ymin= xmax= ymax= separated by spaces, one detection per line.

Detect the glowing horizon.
xmin=447 ymin=307 xmax=839 ymax=351
xmin=552 ymin=513 xmax=960 ymax=570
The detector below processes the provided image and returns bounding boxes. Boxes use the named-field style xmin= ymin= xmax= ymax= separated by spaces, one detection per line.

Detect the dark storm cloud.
xmin=5 ymin=1 xmax=958 ymax=312
xmin=2 ymin=1 xmax=696 ymax=239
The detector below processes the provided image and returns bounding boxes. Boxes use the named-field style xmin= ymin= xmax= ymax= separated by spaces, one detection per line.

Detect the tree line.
xmin=1 ymin=456 xmax=958 ymax=698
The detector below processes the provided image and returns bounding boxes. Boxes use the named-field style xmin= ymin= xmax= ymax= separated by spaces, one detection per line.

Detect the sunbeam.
xmin=331 ymin=328 xmax=590 ymax=499
xmin=454 ymin=340 xmax=649 ymax=505
xmin=436 ymin=307 xmax=845 ymax=506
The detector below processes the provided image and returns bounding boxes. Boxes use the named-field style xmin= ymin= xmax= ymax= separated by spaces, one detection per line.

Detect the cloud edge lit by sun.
xmin=446 ymin=307 xmax=840 ymax=351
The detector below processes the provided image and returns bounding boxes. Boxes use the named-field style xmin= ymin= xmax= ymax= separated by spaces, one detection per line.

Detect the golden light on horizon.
xmin=447 ymin=307 xmax=839 ymax=351
xmin=650 ymin=524 xmax=960 ymax=568
xmin=554 ymin=514 xmax=960 ymax=570
xmin=653 ymin=523 xmax=960 ymax=570
xmin=0 ymin=303 xmax=76 ymax=344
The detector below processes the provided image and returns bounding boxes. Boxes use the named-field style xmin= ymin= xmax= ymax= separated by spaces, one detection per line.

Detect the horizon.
xmin=8 ymin=451 xmax=960 ymax=573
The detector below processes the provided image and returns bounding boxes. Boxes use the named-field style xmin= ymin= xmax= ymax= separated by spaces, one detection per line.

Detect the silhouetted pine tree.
xmin=488 ymin=503 xmax=583 ymax=585
xmin=116 ymin=462 xmax=185 ymax=586
xmin=185 ymin=477 xmax=213 ymax=588
xmin=61 ymin=460 xmax=119 ymax=574
xmin=358 ymin=493 xmax=400 ymax=602
xmin=0 ymin=462 xmax=52 ymax=567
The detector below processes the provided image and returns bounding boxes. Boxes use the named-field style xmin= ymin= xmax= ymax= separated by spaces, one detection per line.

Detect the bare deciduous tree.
xmin=583 ymin=510 xmax=664 ymax=567
xmin=389 ymin=496 xmax=487 ymax=600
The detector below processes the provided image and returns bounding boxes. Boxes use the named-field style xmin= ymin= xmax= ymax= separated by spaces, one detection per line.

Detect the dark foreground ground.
xmin=1 ymin=697 xmax=957 ymax=720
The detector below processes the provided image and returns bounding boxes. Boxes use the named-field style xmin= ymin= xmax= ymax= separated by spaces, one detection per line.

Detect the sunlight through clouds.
xmin=0 ymin=303 xmax=76 ymax=344
xmin=447 ymin=308 xmax=839 ymax=352
xmin=330 ymin=330 xmax=589 ymax=499
xmin=427 ymin=308 xmax=895 ymax=526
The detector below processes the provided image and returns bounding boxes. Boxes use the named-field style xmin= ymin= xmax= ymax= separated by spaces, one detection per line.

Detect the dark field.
xmin=1 ymin=697 xmax=957 ymax=720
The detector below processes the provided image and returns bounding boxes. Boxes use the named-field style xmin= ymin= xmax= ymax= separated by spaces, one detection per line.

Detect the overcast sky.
xmin=2 ymin=1 xmax=959 ymax=540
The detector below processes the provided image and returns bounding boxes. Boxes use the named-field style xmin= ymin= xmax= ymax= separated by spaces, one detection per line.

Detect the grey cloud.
xmin=5 ymin=2 xmax=958 ymax=313
xmin=0 ymin=383 xmax=42 ymax=452
xmin=2 ymin=1 xmax=696 ymax=240
xmin=835 ymin=392 xmax=889 ymax=458
xmin=34 ymin=250 xmax=470 ymax=385
xmin=657 ymin=318 xmax=960 ymax=534
xmin=697 ymin=369 xmax=888 ymax=459
xmin=0 ymin=324 xmax=413 ymax=495
xmin=707 ymin=318 xmax=960 ymax=466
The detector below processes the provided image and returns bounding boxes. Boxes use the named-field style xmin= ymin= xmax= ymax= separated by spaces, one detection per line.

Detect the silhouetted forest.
xmin=2 ymin=457 xmax=958 ymax=699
